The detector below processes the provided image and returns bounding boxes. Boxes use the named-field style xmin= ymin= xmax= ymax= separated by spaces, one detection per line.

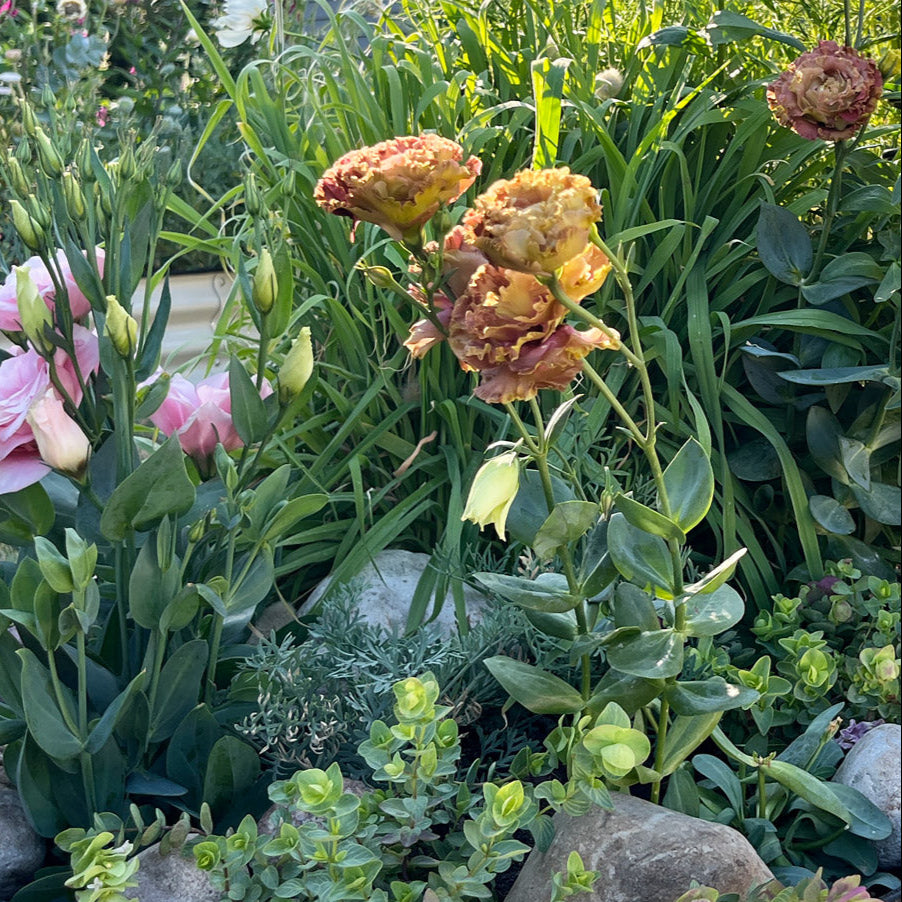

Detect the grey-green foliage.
xmin=233 ymin=584 xmax=541 ymax=776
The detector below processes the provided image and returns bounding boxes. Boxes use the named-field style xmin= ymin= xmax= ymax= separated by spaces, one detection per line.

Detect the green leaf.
xmin=33 ymin=537 xmax=73 ymax=594
xmin=779 ymin=364 xmax=890 ymax=386
xmin=128 ymin=537 xmax=180 ymax=630
xmin=800 ymin=252 xmax=883 ymax=305
xmin=607 ymin=513 xmax=676 ymax=594
xmin=587 ymin=671 xmax=665 ymax=717
xmin=828 ymin=783 xmax=892 ymax=840
xmin=705 ymin=10 xmax=805 ymax=49
xmin=17 ymin=649 xmax=81 ymax=759
xmin=613 ymin=494 xmax=685 ymax=543
xmin=0 ymin=482 xmax=54 ymax=544
xmin=474 ymin=572 xmax=580 ymax=613
xmin=578 ymin=518 xmax=617 ymax=597
xmin=533 ymin=501 xmax=600 ymax=561
xmin=100 ymin=435 xmax=196 ymax=540
xmin=839 ymin=436 xmax=870 ymax=490
xmin=763 ymin=759 xmax=850 ymax=825
xmin=809 ymin=495 xmax=855 ymax=534
xmin=86 ymin=670 xmax=146 ymax=754
xmin=756 ymin=203 xmax=812 ymax=285
xmin=850 ymin=482 xmax=902 ymax=526
xmin=659 ymin=713 xmax=723 ymax=776
xmin=683 ymin=584 xmax=744 ymax=637
xmin=531 ymin=57 xmax=570 ymax=169
xmin=523 ymin=609 xmax=577 ymax=640
xmin=613 ymin=583 xmax=660 ymax=632
xmin=875 ymin=261 xmax=900 ymax=303
xmin=484 ymin=656 xmax=585 ymax=714
xmin=229 ymin=356 xmax=269 ymax=445
xmin=202 ymin=735 xmax=261 ymax=817
xmin=693 ymin=754 xmax=744 ymax=815
xmin=506 ymin=470 xmax=575 ymax=546
xmin=606 ymin=629 xmax=683 ymax=679
xmin=662 ymin=438 xmax=715 ymax=532
xmin=148 ymin=640 xmax=209 ymax=742
xmin=261 ymin=494 xmax=329 ymax=543
xmin=806 ymin=406 xmax=847 ymax=483
xmin=665 ymin=678 xmax=758 ymax=715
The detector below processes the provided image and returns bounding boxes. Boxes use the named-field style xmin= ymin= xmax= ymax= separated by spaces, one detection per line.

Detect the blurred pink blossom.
xmin=0 ymin=248 xmax=105 ymax=331
xmin=26 ymin=389 xmax=90 ymax=478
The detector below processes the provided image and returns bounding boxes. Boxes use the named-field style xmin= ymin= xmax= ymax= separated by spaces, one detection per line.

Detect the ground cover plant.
xmin=0 ymin=0 xmax=899 ymax=898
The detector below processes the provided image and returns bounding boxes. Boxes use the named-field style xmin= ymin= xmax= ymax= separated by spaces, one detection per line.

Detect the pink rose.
xmin=0 ymin=248 xmax=105 ymax=331
xmin=147 ymin=372 xmax=273 ymax=469
xmin=26 ymin=389 xmax=90 ymax=478
xmin=767 ymin=41 xmax=883 ymax=141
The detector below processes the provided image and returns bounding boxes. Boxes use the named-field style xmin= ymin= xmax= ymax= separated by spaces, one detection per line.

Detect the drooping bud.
xmin=15 ymin=265 xmax=54 ymax=353
xmin=62 ymin=171 xmax=87 ymax=220
xmin=278 ymin=326 xmax=314 ymax=403
xmin=34 ymin=127 xmax=64 ymax=178
xmin=10 ymin=198 xmax=45 ymax=251
xmin=103 ymin=294 xmax=138 ymax=358
xmin=461 ymin=451 xmax=520 ymax=540
xmin=251 ymin=248 xmax=278 ymax=315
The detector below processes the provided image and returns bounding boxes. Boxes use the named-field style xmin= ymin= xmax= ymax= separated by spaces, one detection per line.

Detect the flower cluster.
xmin=314 ymin=138 xmax=618 ymax=403
xmin=767 ymin=41 xmax=883 ymax=141
xmin=0 ymin=253 xmax=100 ymax=494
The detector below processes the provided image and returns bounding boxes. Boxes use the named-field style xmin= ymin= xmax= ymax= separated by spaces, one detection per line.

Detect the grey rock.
xmin=299 ymin=549 xmax=488 ymax=634
xmin=832 ymin=722 xmax=901 ymax=868
xmin=505 ymin=795 xmax=774 ymax=902
xmin=126 ymin=842 xmax=219 ymax=902
xmin=0 ymin=788 xmax=45 ymax=898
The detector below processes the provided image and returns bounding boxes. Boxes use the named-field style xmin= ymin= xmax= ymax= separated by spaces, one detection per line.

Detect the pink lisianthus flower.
xmin=146 ymin=372 xmax=273 ymax=471
xmin=26 ymin=390 xmax=90 ymax=479
xmin=0 ymin=248 xmax=105 ymax=332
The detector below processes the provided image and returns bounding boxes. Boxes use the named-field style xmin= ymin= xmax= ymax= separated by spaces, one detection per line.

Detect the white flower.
xmin=213 ymin=0 xmax=269 ymax=47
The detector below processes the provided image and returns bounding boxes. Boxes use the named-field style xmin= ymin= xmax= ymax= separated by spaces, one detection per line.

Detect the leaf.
xmin=484 ymin=656 xmax=585 ymax=714
xmin=662 ymin=438 xmax=714 ymax=532
xmin=779 ymin=364 xmax=890 ymax=386
xmin=693 ymin=754 xmax=744 ymax=816
xmin=605 ymin=629 xmax=683 ymax=679
xmin=506 ymin=470 xmax=575 ymax=546
xmin=806 ymin=407 xmax=847 ymax=483
xmin=100 ymin=435 xmax=196 ymax=540
xmin=533 ymin=501 xmax=600 ymax=560
xmin=86 ymin=670 xmax=146 ymax=754
xmin=763 ymin=759 xmax=851 ymax=825
xmin=727 ymin=438 xmax=782 ymax=482
xmin=261 ymin=494 xmax=329 ymax=543
xmin=531 ymin=57 xmax=570 ymax=169
xmin=607 ymin=513 xmax=675 ymax=594
xmin=148 ymin=640 xmax=209 ymax=742
xmin=809 ymin=495 xmax=855 ymax=534
xmin=135 ymin=276 xmax=171 ymax=381
xmin=17 ymin=649 xmax=81 ymax=759
xmin=665 ymin=678 xmax=758 ymax=715
xmin=229 ymin=356 xmax=269 ymax=445
xmin=705 ymin=10 xmax=805 ymax=49
xmin=800 ymin=252 xmax=884 ymax=305
xmin=683 ymin=584 xmax=744 ymax=637
xmin=587 ymin=670 xmax=665 ymax=716
xmin=202 ymin=735 xmax=261 ymax=816
xmin=613 ymin=583 xmax=659 ymax=632
xmin=850 ymin=482 xmax=902 ymax=526
xmin=659 ymin=713 xmax=723 ymax=776
xmin=128 ymin=537 xmax=180 ymax=630
xmin=613 ymin=494 xmax=685 ymax=543
xmin=827 ymin=782 xmax=892 ymax=840
xmin=683 ymin=548 xmax=747 ymax=597
xmin=0 ymin=482 xmax=55 ymax=544
xmin=839 ymin=436 xmax=870 ymax=490
xmin=756 ymin=203 xmax=813 ymax=285
xmin=474 ymin=572 xmax=580 ymax=613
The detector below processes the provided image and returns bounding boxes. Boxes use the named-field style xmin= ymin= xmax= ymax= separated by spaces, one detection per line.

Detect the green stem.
xmin=147 ymin=630 xmax=168 ymax=714
xmin=757 ymin=768 xmax=767 ymax=820
xmin=47 ymin=651 xmax=79 ymax=735
xmin=650 ymin=698 xmax=670 ymax=804
xmin=810 ymin=142 xmax=848 ymax=282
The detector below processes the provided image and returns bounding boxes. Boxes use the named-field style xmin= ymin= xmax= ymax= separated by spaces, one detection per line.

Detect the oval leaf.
xmin=474 ymin=572 xmax=580 ymax=614
xmin=484 ymin=656 xmax=584 ymax=714
xmin=533 ymin=501 xmax=600 ymax=561
xmin=614 ymin=494 xmax=685 ymax=543
xmin=684 ymin=584 xmax=745 ymax=637
xmin=809 ymin=495 xmax=855 ymax=535
xmin=662 ymin=438 xmax=714 ymax=532
xmin=607 ymin=513 xmax=676 ymax=594
xmin=606 ymin=629 xmax=683 ymax=679
xmin=665 ymin=678 xmax=758 ymax=715
xmin=757 ymin=203 xmax=812 ymax=285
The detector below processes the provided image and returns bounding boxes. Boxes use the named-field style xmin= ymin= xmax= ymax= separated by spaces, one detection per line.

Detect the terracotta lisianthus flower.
xmin=403 ymin=294 xmax=453 ymax=359
xmin=464 ymin=168 xmax=601 ymax=275
xmin=475 ymin=325 xmax=620 ymax=404
xmin=447 ymin=265 xmax=567 ymax=372
xmin=557 ymin=244 xmax=612 ymax=301
xmin=314 ymin=135 xmax=482 ymax=243
xmin=767 ymin=41 xmax=883 ymax=141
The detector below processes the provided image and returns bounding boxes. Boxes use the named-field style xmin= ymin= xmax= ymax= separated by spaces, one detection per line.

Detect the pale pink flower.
xmin=0 ymin=248 xmax=105 ymax=331
xmin=26 ymin=389 xmax=90 ymax=478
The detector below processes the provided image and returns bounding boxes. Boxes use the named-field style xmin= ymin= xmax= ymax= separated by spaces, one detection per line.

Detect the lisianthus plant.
xmin=0 ymin=101 xmax=326 ymax=846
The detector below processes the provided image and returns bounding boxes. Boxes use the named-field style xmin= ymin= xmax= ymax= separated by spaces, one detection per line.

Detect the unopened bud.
xmin=594 ymin=68 xmax=624 ymax=101
xmin=20 ymin=102 xmax=38 ymax=138
xmin=15 ymin=136 xmax=32 ymax=164
xmin=34 ymin=127 xmax=64 ymax=178
xmin=879 ymin=49 xmax=901 ymax=80
xmin=10 ymin=198 xmax=45 ymax=251
xmin=165 ymin=158 xmax=182 ymax=189
xmin=40 ymin=85 xmax=54 ymax=109
xmin=15 ymin=265 xmax=54 ymax=352
xmin=251 ymin=249 xmax=278 ymax=315
xmin=117 ymin=145 xmax=136 ymax=181
xmin=103 ymin=295 xmax=138 ymax=358
xmin=244 ymin=172 xmax=263 ymax=216
xmin=7 ymin=157 xmax=30 ymax=196
xmin=27 ymin=194 xmax=51 ymax=230
xmin=94 ymin=181 xmax=113 ymax=217
xmin=76 ymin=140 xmax=96 ymax=183
xmin=62 ymin=171 xmax=87 ymax=219
xmin=359 ymin=264 xmax=397 ymax=290
xmin=279 ymin=326 xmax=314 ymax=403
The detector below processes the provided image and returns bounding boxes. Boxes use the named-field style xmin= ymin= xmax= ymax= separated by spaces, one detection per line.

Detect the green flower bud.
xmin=244 ymin=172 xmax=263 ymax=216
xmin=7 ymin=157 xmax=30 ymax=196
xmin=103 ymin=294 xmax=138 ymax=358
xmin=165 ymin=158 xmax=182 ymax=189
xmin=76 ymin=140 xmax=96 ymax=183
xmin=27 ymin=193 xmax=51 ymax=230
xmin=117 ymin=144 xmax=136 ymax=181
xmin=278 ymin=326 xmax=314 ymax=403
xmin=62 ymin=171 xmax=87 ymax=220
xmin=15 ymin=136 xmax=32 ymax=164
xmin=15 ymin=264 xmax=54 ymax=351
xmin=34 ymin=127 xmax=64 ymax=178
xmin=10 ymin=199 xmax=45 ymax=251
xmin=20 ymin=102 xmax=38 ymax=138
xmin=251 ymin=248 xmax=277 ymax=315
xmin=359 ymin=264 xmax=398 ymax=290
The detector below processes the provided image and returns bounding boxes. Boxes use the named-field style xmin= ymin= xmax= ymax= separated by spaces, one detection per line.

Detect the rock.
xmin=126 ymin=842 xmax=218 ymax=902
xmin=832 ymin=722 xmax=901 ymax=868
xmin=505 ymin=795 xmax=774 ymax=902
xmin=298 ymin=549 xmax=489 ymax=634
xmin=0 ymin=788 xmax=45 ymax=899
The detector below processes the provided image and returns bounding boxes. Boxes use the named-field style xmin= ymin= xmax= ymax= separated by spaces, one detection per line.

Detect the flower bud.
xmin=461 ymin=451 xmax=520 ymax=540
xmin=4 ymin=49 xmax=23 ymax=63
xmin=62 ymin=171 xmax=87 ymax=220
xmin=26 ymin=389 xmax=91 ymax=478
xmin=103 ymin=294 xmax=138 ymax=358
xmin=34 ymin=127 xmax=64 ymax=178
xmin=20 ymin=102 xmax=39 ymax=138
xmin=251 ymin=248 xmax=278 ymax=315
xmin=6 ymin=157 xmax=30 ymax=196
xmin=76 ymin=140 xmax=96 ymax=183
xmin=27 ymin=193 xmax=51 ymax=230
xmin=879 ymin=48 xmax=901 ymax=80
xmin=15 ymin=265 xmax=54 ymax=352
xmin=117 ymin=144 xmax=136 ymax=181
xmin=165 ymin=158 xmax=182 ymax=189
xmin=278 ymin=326 xmax=314 ymax=403
xmin=594 ymin=67 xmax=624 ymax=100
xmin=244 ymin=172 xmax=263 ymax=216
xmin=10 ymin=198 xmax=45 ymax=251
xmin=359 ymin=264 xmax=398 ymax=290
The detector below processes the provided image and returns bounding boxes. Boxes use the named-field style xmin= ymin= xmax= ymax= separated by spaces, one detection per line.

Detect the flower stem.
xmin=810 ymin=141 xmax=848 ymax=281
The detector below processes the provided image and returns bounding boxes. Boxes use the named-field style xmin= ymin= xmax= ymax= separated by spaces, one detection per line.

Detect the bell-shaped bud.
xmin=15 ymin=265 xmax=54 ymax=352
xmin=10 ymin=199 xmax=45 ymax=251
xmin=278 ymin=326 xmax=314 ymax=403
xmin=62 ymin=171 xmax=87 ymax=220
xmin=251 ymin=248 xmax=278 ymax=315
xmin=34 ymin=127 xmax=64 ymax=178
xmin=103 ymin=294 xmax=138 ymax=358
xmin=461 ymin=451 xmax=520 ymax=540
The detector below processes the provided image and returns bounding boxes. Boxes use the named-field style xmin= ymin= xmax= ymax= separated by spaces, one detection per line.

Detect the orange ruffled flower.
xmin=476 ymin=325 xmax=620 ymax=404
xmin=314 ymin=135 xmax=482 ymax=243
xmin=464 ymin=168 xmax=602 ymax=275
xmin=767 ymin=41 xmax=883 ymax=141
